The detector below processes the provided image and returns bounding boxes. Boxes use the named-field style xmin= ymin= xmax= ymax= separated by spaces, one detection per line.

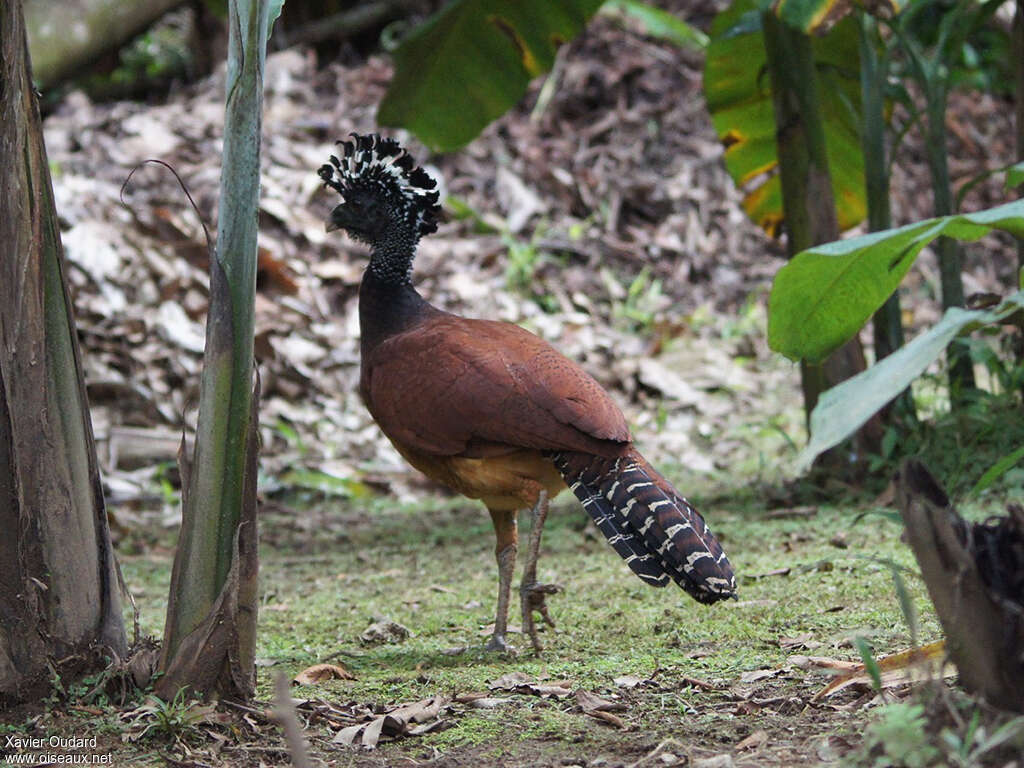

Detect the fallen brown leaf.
xmin=735 ymin=729 xmax=768 ymax=751
xmin=739 ymin=668 xmax=780 ymax=684
xmin=360 ymin=619 xmax=410 ymax=646
xmin=332 ymin=696 xmax=450 ymax=750
xmin=811 ymin=641 xmax=951 ymax=700
xmin=680 ymin=676 xmax=718 ymax=691
xmin=614 ymin=674 xmax=645 ymax=688
xmin=479 ymin=622 xmax=521 ymax=636
xmin=586 ymin=709 xmax=627 ymax=728
xmin=778 ymin=632 xmax=815 ymax=650
xmin=575 ymin=689 xmax=626 ymax=713
xmin=293 ymin=663 xmax=355 ymax=685
xmin=489 ymin=672 xmax=574 ymax=698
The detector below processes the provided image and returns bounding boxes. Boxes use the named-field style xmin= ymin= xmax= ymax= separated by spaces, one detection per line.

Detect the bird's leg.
xmin=486 ymin=508 xmax=517 ymax=653
xmin=519 ymin=491 xmax=562 ymax=652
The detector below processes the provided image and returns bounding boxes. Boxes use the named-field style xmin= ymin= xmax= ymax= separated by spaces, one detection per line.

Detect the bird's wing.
xmin=362 ymin=316 xmax=630 ymax=458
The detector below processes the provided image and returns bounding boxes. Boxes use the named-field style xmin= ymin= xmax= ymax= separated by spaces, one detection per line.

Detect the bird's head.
xmin=319 ymin=134 xmax=440 ymax=248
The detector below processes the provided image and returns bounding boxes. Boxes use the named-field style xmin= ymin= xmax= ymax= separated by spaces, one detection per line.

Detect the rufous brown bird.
xmin=320 ymin=134 xmax=736 ymax=652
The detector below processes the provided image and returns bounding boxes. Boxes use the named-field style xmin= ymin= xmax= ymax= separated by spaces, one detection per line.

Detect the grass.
xmin=92 ymin=481 xmax=950 ymax=766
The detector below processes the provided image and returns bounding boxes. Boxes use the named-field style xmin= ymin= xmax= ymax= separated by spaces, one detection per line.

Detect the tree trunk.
xmin=0 ymin=0 xmax=125 ymax=705
xmin=897 ymin=460 xmax=1024 ymax=713
xmin=24 ymin=0 xmax=186 ymax=88
xmin=762 ymin=11 xmax=881 ymax=460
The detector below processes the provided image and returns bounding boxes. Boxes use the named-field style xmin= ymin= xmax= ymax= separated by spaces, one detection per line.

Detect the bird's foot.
xmin=484 ymin=633 xmax=517 ymax=654
xmin=519 ymin=581 xmax=563 ymax=652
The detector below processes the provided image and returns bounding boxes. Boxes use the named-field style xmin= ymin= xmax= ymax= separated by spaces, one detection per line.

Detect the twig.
xmin=274 ymin=672 xmax=313 ymax=768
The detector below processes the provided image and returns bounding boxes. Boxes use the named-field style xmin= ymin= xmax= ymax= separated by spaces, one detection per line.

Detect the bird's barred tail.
xmin=551 ymin=449 xmax=736 ymax=604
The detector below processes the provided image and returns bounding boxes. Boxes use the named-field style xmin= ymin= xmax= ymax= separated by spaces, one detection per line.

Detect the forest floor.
xmin=108 ymin=493 xmax=943 ymax=767
xmin=3 ymin=0 xmax=1024 ymax=765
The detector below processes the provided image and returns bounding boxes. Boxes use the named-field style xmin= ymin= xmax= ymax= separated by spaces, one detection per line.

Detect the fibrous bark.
xmin=897 ymin=460 xmax=1024 ymax=713
xmin=0 ymin=0 xmax=125 ymax=704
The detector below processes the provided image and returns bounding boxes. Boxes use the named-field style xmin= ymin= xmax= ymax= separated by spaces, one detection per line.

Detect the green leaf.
xmin=771 ymin=0 xmax=904 ymax=34
xmin=378 ymin=0 xmax=604 ymax=152
xmin=769 ymin=199 xmax=1024 ymax=363
xmin=797 ymin=291 xmax=1024 ymax=470
xmin=971 ymin=444 xmax=1024 ymax=496
xmin=853 ymin=636 xmax=883 ymax=692
xmin=1007 ymin=161 xmax=1024 ymax=190
xmin=773 ymin=0 xmax=851 ymax=34
xmin=267 ymin=0 xmax=285 ymax=38
xmin=600 ymin=0 xmax=708 ymax=50
xmin=281 ymin=468 xmax=370 ymax=499
xmin=704 ymin=0 xmax=865 ymax=235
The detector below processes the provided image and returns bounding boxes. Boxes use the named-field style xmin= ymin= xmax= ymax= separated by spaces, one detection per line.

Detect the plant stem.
xmin=859 ymin=13 xmax=914 ymax=423
xmin=1015 ymin=0 xmax=1023 ymax=275
xmin=922 ymin=80 xmax=976 ymax=397
xmin=762 ymin=10 xmax=879 ymax=459
xmin=159 ymin=0 xmax=265 ymax=699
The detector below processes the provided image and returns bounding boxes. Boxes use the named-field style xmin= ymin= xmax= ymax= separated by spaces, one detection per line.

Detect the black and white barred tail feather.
xmin=551 ymin=449 xmax=736 ymax=604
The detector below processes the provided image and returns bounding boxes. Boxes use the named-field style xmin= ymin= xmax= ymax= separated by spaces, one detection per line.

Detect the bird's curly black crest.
xmin=319 ymin=133 xmax=440 ymax=238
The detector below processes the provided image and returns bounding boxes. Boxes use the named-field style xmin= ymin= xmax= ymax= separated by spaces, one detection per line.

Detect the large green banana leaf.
xmin=378 ymin=0 xmax=604 ymax=152
xmin=703 ymin=0 xmax=865 ymax=235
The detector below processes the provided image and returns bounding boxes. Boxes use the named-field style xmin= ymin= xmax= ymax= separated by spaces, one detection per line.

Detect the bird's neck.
xmin=366 ymin=222 xmax=418 ymax=285
xmin=358 ymin=240 xmax=432 ymax=356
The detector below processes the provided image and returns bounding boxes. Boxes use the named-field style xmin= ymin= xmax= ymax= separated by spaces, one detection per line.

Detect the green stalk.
xmin=159 ymin=0 xmax=268 ymax=698
xmin=923 ymin=80 xmax=976 ymax=397
xmin=894 ymin=0 xmax=976 ymax=399
xmin=859 ymin=13 xmax=914 ymax=422
xmin=1015 ymin=0 xmax=1023 ymax=275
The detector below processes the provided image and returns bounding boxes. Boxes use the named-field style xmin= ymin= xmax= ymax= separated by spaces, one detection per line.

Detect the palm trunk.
xmin=0 ymin=0 xmax=125 ymax=703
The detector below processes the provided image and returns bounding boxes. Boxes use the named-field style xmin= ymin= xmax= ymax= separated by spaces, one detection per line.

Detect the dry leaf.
xmin=739 ymin=668 xmax=780 ymax=684
xmin=360 ymin=619 xmax=411 ymax=646
xmin=574 ymin=690 xmax=629 ymax=728
xmin=490 ymin=672 xmax=574 ymax=697
xmin=829 ymin=532 xmax=849 ymax=549
xmin=735 ymin=729 xmax=768 ymax=751
xmin=332 ymin=696 xmax=449 ymax=750
xmin=467 ymin=697 xmax=513 ymax=709
xmin=614 ymin=674 xmax=645 ymax=688
xmin=680 ymin=676 xmax=718 ymax=691
xmin=575 ymin=689 xmax=626 ymax=713
xmin=586 ymin=709 xmax=627 ymax=728
xmin=479 ymin=622 xmax=521 ymax=636
xmin=293 ymin=663 xmax=355 ymax=685
xmin=812 ymin=641 xmax=951 ymax=701
xmin=778 ymin=633 xmax=815 ymax=650
xmin=490 ymin=671 xmax=533 ymax=689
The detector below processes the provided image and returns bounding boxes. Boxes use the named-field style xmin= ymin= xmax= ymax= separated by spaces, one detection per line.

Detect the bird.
xmin=319 ymin=133 xmax=736 ymax=652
